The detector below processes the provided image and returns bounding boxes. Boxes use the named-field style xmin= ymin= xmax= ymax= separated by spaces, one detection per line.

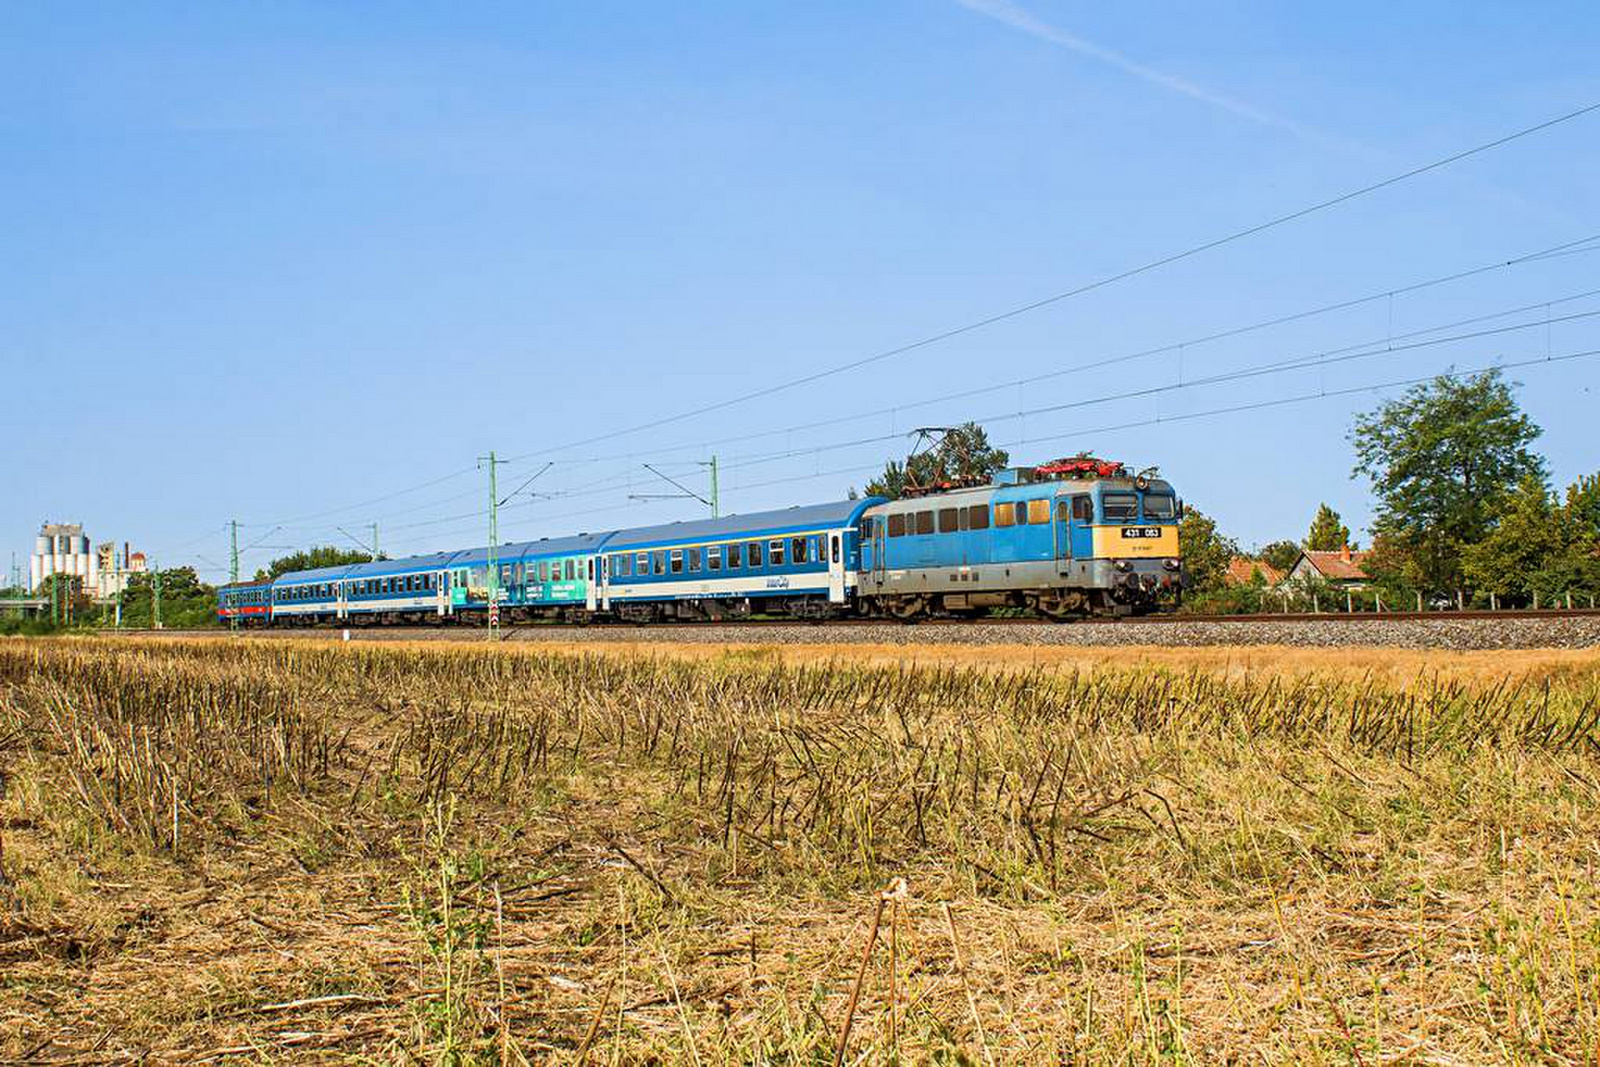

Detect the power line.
xmin=372 ymin=343 xmax=1600 ymax=558
xmin=245 ymin=233 xmax=1600 ymax=545
xmin=540 ymin=234 xmax=1600 ymax=466
xmin=502 ymin=102 xmax=1600 ymax=464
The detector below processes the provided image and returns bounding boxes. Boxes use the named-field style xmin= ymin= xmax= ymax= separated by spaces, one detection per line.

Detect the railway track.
xmin=107 ymin=606 xmax=1600 ymax=638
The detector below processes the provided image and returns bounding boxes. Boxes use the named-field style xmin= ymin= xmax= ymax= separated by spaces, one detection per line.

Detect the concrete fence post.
xmin=1346 ymin=590 xmax=1353 ymax=613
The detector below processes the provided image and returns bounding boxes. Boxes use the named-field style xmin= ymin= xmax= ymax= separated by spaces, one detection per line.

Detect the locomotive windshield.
xmin=1102 ymin=492 xmax=1138 ymax=521
xmin=1142 ymin=493 xmax=1176 ymax=520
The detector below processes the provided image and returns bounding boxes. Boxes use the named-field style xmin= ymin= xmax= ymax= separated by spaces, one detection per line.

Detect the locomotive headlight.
xmin=1163 ymin=558 xmax=1181 ymax=570
xmin=1114 ymin=560 xmax=1132 ymax=572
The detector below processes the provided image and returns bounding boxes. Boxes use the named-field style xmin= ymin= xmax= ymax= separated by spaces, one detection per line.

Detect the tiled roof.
xmin=1300 ymin=549 xmax=1371 ymax=581
xmin=1224 ymin=558 xmax=1284 ymax=586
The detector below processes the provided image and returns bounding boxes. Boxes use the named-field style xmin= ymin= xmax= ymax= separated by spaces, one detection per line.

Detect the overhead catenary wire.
xmin=244 ymin=234 xmax=1600 ymax=544
xmin=505 ymin=232 xmax=1600 ymax=469
xmin=501 ymin=103 xmax=1600 ymax=465
xmin=373 ymin=326 xmax=1600 ymax=559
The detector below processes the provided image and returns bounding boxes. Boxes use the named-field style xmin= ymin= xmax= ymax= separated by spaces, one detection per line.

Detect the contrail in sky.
xmin=956 ymin=0 xmax=1318 ymax=139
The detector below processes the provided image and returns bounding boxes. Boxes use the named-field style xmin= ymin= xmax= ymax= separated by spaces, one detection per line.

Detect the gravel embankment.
xmin=223 ymin=615 xmax=1600 ymax=650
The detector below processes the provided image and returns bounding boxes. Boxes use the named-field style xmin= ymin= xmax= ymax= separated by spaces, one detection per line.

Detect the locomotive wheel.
xmin=888 ymin=596 xmax=926 ymax=623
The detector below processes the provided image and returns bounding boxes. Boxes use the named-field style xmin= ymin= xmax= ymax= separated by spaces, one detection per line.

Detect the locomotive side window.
xmin=938 ymin=508 xmax=959 ymax=533
xmin=1027 ymin=499 xmax=1051 ymax=525
xmin=887 ymin=513 xmax=906 ymax=537
xmin=1103 ymin=492 xmax=1138 ymax=521
xmin=968 ymin=505 xmax=989 ymax=529
xmin=915 ymin=511 xmax=934 ymax=535
xmin=994 ymin=503 xmax=1015 ymax=527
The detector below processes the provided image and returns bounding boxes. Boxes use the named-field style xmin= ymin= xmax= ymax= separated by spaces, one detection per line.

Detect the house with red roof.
xmin=1286 ymin=544 xmax=1372 ymax=587
xmin=1223 ymin=557 xmax=1285 ymax=587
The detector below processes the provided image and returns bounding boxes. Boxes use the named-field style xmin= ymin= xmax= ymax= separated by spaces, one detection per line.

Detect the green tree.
xmin=1462 ymin=472 xmax=1600 ymax=605
xmin=1461 ymin=475 xmax=1562 ymax=604
xmin=1350 ymin=369 xmax=1545 ymax=595
xmin=1178 ymin=506 xmax=1238 ymax=592
xmin=1258 ymin=540 xmax=1302 ymax=573
xmin=1304 ymin=504 xmax=1351 ymax=551
xmin=118 ymin=566 xmax=218 ymax=628
xmin=256 ymin=546 xmax=375 ymax=582
xmin=864 ymin=423 xmax=1010 ymax=500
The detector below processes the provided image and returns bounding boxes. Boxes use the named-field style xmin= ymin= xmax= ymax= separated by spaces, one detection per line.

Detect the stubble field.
xmin=2 ymin=636 xmax=1598 ymax=1064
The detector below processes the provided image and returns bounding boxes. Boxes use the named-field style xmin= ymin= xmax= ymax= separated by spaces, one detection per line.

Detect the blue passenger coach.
xmin=597 ymin=499 xmax=883 ymax=621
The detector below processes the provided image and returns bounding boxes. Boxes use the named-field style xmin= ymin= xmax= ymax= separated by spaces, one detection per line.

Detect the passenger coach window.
xmin=748 ymin=543 xmax=762 ymax=567
xmin=1144 ymin=493 xmax=1175 ymax=520
xmin=689 ymin=548 xmax=701 ymax=571
xmin=791 ymin=537 xmax=807 ymax=563
xmin=670 ymin=551 xmax=684 ymax=574
xmin=968 ymin=505 xmax=989 ymax=529
xmin=726 ymin=546 xmax=740 ymax=570
xmin=653 ymin=551 xmax=666 ymax=574
xmin=565 ymin=560 xmax=576 ymax=580
xmin=887 ymin=513 xmax=906 ymax=538
xmin=915 ymin=511 xmax=934 ymax=535
xmin=768 ymin=540 xmax=784 ymax=566
xmin=1103 ymin=493 xmax=1138 ymax=521
xmin=1028 ymin=499 xmax=1051 ymax=525
xmin=708 ymin=547 xmax=721 ymax=571
xmin=938 ymin=508 xmax=959 ymax=533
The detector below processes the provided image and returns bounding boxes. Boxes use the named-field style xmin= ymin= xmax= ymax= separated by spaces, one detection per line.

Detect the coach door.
xmin=586 ymin=557 xmax=599 ymax=612
xmin=437 ymin=571 xmax=449 ymax=617
xmin=1058 ymin=493 xmax=1094 ymax=574
xmin=337 ymin=580 xmax=348 ymax=620
xmin=598 ymin=556 xmax=611 ymax=612
xmin=827 ymin=532 xmax=846 ymax=602
xmin=871 ymin=518 xmax=886 ymax=584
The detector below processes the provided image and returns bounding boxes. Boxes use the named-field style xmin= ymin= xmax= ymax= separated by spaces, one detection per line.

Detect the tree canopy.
xmin=1257 ymin=540 xmax=1302 ymax=574
xmin=864 ymin=423 xmax=1009 ymax=500
xmin=1178 ymin=506 xmax=1238 ymax=592
xmin=255 ymin=546 xmax=376 ymax=582
xmin=1462 ymin=472 xmax=1600 ymax=605
xmin=1304 ymin=504 xmax=1350 ymax=551
xmin=1350 ymin=369 xmax=1544 ymax=594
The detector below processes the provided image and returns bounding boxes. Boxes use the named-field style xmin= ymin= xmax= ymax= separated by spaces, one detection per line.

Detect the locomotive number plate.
xmin=1121 ymin=527 xmax=1163 ymax=538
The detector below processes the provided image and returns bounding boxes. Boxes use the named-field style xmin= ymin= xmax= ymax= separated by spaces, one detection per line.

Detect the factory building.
xmin=28 ymin=523 xmax=145 ymax=595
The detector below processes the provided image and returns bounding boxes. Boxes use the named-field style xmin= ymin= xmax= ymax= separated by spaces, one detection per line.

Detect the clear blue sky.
xmin=5 ymin=1 xmax=1598 ymax=581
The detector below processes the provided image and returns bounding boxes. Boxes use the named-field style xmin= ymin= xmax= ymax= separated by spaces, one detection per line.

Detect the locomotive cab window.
xmin=1143 ymin=493 xmax=1176 ymax=520
xmin=1102 ymin=492 xmax=1138 ymax=522
xmin=1072 ymin=496 xmax=1093 ymax=523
